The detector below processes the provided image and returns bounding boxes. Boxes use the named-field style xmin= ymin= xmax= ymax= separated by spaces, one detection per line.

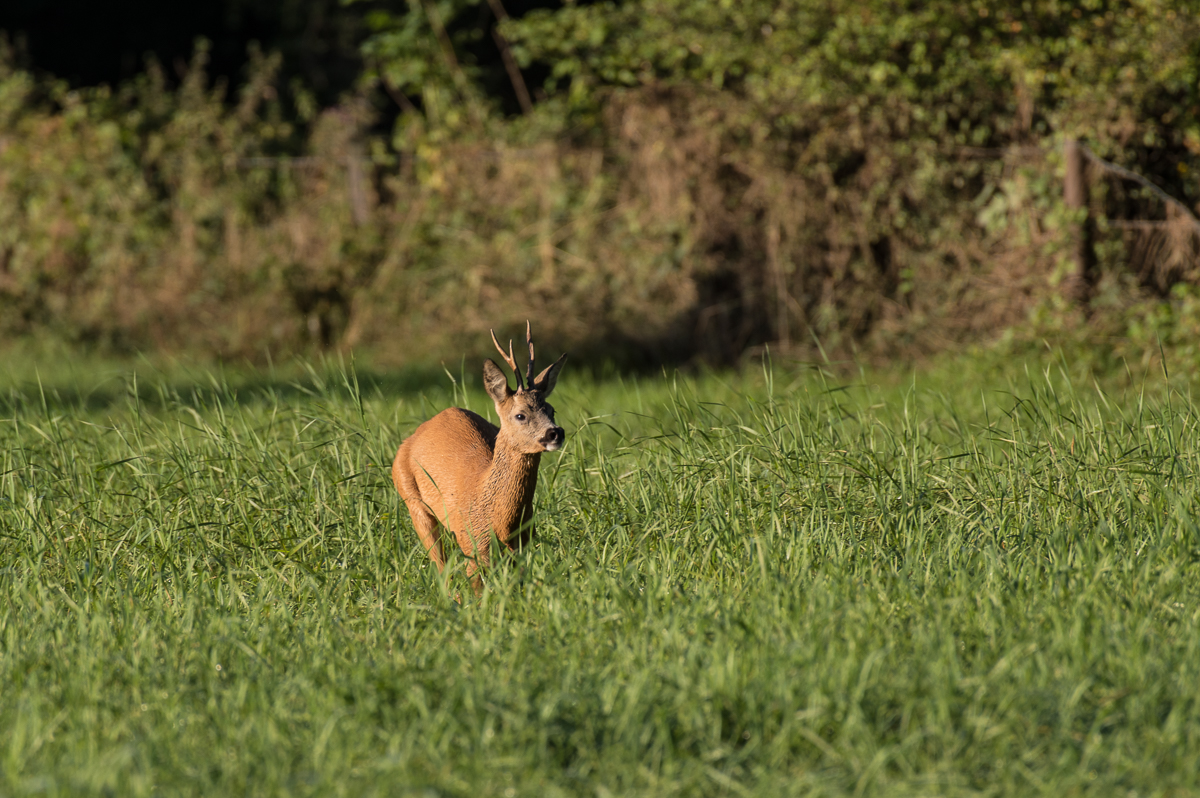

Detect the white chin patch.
xmin=543 ymin=440 xmax=562 ymax=452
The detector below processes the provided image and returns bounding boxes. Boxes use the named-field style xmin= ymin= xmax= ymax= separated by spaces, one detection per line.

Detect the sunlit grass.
xmin=2 ymin=352 xmax=1199 ymax=796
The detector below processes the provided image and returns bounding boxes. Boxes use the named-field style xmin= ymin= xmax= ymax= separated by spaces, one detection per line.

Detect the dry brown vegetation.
xmin=2 ymin=20 xmax=1199 ymax=367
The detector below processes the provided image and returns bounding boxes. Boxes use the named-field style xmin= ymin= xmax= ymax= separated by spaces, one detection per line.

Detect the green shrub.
xmin=2 ymin=2 xmax=1199 ymax=365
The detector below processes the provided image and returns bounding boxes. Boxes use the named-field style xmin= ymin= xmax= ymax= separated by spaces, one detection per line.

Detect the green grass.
xmin=2 ymin=351 xmax=1200 ymax=796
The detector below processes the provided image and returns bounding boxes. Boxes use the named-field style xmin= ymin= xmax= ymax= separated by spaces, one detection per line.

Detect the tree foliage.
xmin=1 ymin=1 xmax=1199 ymax=363
xmin=503 ymin=0 xmax=1199 ymax=181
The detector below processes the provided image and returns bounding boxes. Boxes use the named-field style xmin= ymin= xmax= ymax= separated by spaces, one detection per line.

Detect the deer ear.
xmin=531 ymin=353 xmax=567 ymax=398
xmin=483 ymin=359 xmax=513 ymax=404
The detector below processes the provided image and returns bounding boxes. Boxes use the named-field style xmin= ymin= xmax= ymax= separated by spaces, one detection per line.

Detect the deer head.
xmin=483 ymin=322 xmax=568 ymax=453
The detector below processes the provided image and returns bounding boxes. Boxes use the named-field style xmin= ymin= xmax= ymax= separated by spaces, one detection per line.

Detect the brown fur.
xmin=392 ymin=326 xmax=567 ymax=592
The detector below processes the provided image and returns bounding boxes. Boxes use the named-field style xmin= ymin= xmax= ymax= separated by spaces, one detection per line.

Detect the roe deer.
xmin=392 ymin=322 xmax=567 ymax=592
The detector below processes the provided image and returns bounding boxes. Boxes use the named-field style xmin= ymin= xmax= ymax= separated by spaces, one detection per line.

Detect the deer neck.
xmin=479 ymin=433 xmax=542 ymax=533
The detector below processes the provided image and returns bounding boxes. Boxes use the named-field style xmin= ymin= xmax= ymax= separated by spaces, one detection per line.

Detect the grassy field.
xmin=2 ymin=349 xmax=1200 ymax=796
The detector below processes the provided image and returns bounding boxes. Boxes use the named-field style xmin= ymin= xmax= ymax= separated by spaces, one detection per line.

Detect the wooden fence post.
xmin=1062 ymin=138 xmax=1093 ymax=302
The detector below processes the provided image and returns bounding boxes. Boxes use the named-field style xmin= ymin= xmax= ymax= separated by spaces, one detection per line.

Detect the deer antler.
xmin=524 ymin=320 xmax=536 ymax=389
xmin=490 ymin=328 xmax=524 ymax=390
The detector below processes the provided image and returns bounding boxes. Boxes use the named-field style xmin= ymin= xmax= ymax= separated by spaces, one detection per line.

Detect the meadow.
xmin=2 ymin=349 xmax=1200 ymax=796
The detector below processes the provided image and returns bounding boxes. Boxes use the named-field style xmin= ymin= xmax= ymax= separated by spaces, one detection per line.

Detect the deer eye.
xmin=515 ymin=413 xmax=526 ymax=421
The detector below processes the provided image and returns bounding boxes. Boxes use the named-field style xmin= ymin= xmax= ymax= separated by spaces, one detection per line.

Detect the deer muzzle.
xmin=540 ymin=426 xmax=565 ymax=451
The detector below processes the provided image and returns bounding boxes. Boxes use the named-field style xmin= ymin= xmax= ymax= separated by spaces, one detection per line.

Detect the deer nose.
xmin=540 ymin=426 xmax=565 ymax=447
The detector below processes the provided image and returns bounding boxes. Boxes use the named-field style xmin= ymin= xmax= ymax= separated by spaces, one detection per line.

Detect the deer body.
xmin=392 ymin=324 xmax=566 ymax=590
xmin=393 ymin=407 xmax=541 ymax=561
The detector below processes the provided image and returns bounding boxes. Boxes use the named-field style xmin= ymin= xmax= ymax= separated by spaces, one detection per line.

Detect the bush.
xmin=2 ymin=1 xmax=1199 ymax=365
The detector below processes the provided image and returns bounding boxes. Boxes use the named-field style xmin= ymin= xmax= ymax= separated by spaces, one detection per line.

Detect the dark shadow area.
xmin=0 ymin=336 xmax=716 ymax=417
xmin=0 ymin=360 xmax=458 ymax=417
xmin=0 ymin=326 xmax=763 ymax=417
xmin=0 ymin=0 xmax=567 ymax=116
xmin=0 ymin=0 xmax=370 ymax=107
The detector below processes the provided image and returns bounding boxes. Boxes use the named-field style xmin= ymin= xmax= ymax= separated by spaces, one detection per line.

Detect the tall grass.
xmin=2 ymin=353 xmax=1199 ymax=795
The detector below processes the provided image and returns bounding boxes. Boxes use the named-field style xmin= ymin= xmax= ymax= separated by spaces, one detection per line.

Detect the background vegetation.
xmin=1 ymin=0 xmax=1199 ymax=366
xmin=3 ymin=351 xmax=1200 ymax=795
